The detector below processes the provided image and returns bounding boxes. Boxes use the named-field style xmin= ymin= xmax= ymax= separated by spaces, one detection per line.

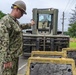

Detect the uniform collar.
xmin=8 ymin=14 xmax=17 ymax=22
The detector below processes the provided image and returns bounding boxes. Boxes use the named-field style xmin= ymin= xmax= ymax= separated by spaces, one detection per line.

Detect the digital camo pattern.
xmin=0 ymin=14 xmax=23 ymax=75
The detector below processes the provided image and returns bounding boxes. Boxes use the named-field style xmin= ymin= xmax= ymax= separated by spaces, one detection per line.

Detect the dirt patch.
xmin=70 ymin=38 xmax=76 ymax=42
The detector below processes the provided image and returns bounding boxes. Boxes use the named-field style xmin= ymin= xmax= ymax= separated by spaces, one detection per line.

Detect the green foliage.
xmin=70 ymin=42 xmax=76 ymax=48
xmin=68 ymin=7 xmax=76 ymax=37
xmin=70 ymin=38 xmax=76 ymax=48
xmin=68 ymin=22 xmax=76 ymax=37
xmin=63 ymin=31 xmax=69 ymax=35
xmin=0 ymin=11 xmax=6 ymax=19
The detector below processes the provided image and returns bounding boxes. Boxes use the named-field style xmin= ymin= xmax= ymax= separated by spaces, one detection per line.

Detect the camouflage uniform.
xmin=0 ymin=14 xmax=31 ymax=75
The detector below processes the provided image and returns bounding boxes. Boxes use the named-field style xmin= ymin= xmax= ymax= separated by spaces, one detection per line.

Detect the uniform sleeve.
xmin=0 ymin=22 xmax=12 ymax=63
xmin=20 ymin=23 xmax=31 ymax=29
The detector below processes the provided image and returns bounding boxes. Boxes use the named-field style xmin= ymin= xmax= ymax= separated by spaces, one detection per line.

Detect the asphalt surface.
xmin=18 ymin=56 xmax=29 ymax=75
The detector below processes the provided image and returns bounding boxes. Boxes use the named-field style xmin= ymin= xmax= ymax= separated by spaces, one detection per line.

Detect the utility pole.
xmin=62 ymin=12 xmax=65 ymax=34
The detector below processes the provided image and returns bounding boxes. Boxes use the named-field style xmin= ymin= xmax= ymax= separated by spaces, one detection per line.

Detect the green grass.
xmin=70 ymin=42 xmax=76 ymax=48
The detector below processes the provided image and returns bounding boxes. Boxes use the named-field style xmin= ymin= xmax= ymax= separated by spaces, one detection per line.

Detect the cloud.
xmin=0 ymin=0 xmax=75 ymax=31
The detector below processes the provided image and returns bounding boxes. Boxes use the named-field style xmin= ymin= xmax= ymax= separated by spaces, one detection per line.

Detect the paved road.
xmin=18 ymin=56 xmax=29 ymax=75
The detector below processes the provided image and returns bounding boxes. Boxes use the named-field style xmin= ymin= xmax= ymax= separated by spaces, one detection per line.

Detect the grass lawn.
xmin=70 ymin=42 xmax=76 ymax=48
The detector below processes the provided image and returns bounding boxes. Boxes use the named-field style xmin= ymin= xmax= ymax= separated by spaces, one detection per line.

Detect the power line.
xmin=61 ymin=0 xmax=76 ymax=32
xmin=68 ymin=0 xmax=76 ymax=11
xmin=64 ymin=0 xmax=76 ymax=12
xmin=64 ymin=0 xmax=72 ymax=12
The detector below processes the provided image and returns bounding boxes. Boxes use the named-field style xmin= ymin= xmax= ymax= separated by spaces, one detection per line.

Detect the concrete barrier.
xmin=26 ymin=57 xmax=76 ymax=75
xmin=62 ymin=48 xmax=76 ymax=66
xmin=31 ymin=51 xmax=66 ymax=58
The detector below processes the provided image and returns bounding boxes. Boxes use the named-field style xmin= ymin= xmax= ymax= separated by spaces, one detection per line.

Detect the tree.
xmin=0 ymin=11 xmax=6 ymax=19
xmin=68 ymin=22 xmax=76 ymax=37
xmin=68 ymin=6 xmax=76 ymax=37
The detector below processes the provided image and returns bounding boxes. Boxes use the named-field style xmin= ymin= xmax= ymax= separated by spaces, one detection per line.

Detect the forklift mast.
xmin=32 ymin=8 xmax=58 ymax=35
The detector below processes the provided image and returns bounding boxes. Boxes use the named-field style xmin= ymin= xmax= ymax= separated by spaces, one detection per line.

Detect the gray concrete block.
xmin=30 ymin=63 xmax=72 ymax=75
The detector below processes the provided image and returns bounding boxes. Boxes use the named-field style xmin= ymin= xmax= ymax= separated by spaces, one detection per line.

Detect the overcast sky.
xmin=0 ymin=0 xmax=76 ymax=31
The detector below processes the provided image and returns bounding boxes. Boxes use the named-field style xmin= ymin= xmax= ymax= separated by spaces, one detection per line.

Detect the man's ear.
xmin=15 ymin=8 xmax=19 ymax=12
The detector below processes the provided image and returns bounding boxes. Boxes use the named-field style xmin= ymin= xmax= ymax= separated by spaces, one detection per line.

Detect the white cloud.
xmin=0 ymin=0 xmax=76 ymax=31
